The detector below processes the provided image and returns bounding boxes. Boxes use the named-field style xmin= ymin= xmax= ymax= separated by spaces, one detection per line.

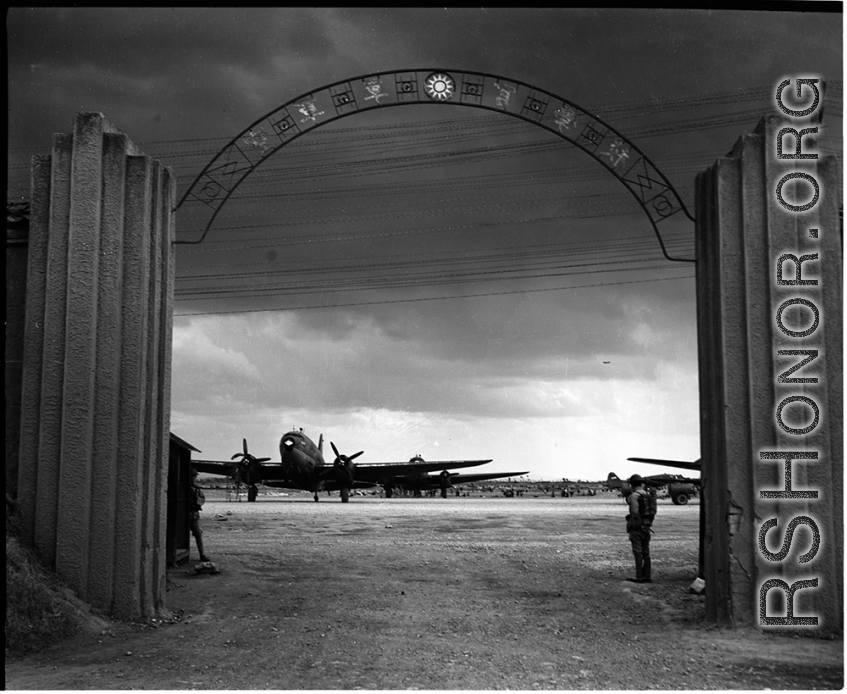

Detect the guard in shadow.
xmin=190 ymin=467 xmax=210 ymax=563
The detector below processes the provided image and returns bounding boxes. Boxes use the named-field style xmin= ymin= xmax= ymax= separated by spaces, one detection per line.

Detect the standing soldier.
xmin=625 ymin=474 xmax=656 ymax=583
xmin=190 ymin=467 xmax=211 ymax=563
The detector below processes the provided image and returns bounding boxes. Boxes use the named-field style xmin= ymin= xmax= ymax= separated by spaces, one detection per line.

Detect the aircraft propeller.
xmin=330 ymin=441 xmax=363 ymax=498
xmin=230 ymin=438 xmax=272 ymax=486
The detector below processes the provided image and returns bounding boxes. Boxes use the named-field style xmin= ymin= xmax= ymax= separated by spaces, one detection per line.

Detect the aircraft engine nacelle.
xmin=333 ymin=459 xmax=356 ymax=488
xmin=403 ymin=471 xmax=429 ymax=490
xmin=667 ymin=482 xmax=697 ymax=505
xmin=236 ymin=460 xmax=264 ymax=487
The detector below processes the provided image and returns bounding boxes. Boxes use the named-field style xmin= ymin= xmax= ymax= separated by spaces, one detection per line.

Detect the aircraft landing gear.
xmin=341 ymin=487 xmax=350 ymax=503
xmin=313 ymin=492 xmax=320 ymax=502
xmin=247 ymin=484 xmax=258 ymax=502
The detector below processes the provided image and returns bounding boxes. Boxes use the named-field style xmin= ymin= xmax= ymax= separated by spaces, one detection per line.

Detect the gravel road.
xmin=5 ymin=495 xmax=843 ymax=690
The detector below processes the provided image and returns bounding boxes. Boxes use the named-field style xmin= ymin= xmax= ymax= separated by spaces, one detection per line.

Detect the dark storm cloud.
xmin=173 ymin=303 xmax=694 ymax=422
xmin=8 ymin=8 xmax=337 ymax=80
xmin=8 ymin=8 xmax=342 ymax=146
xmin=286 ymin=271 xmax=697 ymax=372
xmin=188 ymin=268 xmax=699 ymax=420
xmin=327 ymin=8 xmax=838 ymax=102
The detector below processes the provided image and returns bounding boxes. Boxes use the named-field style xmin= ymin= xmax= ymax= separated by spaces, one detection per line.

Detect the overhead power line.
xmin=174 ymin=274 xmax=696 ymax=317
xmin=180 ymin=229 xmax=693 ymax=275
xmin=175 ymin=261 xmax=692 ymax=302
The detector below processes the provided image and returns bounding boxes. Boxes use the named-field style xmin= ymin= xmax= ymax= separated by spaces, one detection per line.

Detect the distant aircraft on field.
xmin=191 ymin=430 xmax=495 ymax=503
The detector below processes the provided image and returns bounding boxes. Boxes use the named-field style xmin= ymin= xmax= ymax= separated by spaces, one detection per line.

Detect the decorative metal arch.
xmin=175 ymin=69 xmax=695 ymax=262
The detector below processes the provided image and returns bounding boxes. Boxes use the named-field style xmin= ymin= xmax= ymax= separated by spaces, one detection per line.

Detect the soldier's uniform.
xmin=625 ymin=475 xmax=655 ymax=583
xmin=190 ymin=469 xmax=210 ymax=562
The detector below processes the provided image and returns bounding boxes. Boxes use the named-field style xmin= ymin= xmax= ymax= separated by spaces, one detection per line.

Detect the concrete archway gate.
xmin=13 ymin=72 xmax=840 ymax=632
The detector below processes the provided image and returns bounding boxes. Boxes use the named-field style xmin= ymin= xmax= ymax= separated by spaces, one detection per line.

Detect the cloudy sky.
xmin=8 ymin=8 xmax=842 ymax=481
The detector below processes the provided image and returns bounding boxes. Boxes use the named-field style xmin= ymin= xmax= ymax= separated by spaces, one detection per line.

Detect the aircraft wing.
xmin=444 ymin=471 xmax=528 ymax=484
xmin=644 ymin=472 xmax=701 ymax=485
xmin=410 ymin=471 xmax=530 ymax=489
xmin=191 ymin=459 xmax=289 ymax=481
xmin=351 ymin=459 xmax=492 ymax=484
xmin=191 ymin=460 xmax=238 ymax=476
xmin=264 ymin=479 xmax=377 ymax=491
xmin=627 ymin=457 xmax=701 ymax=472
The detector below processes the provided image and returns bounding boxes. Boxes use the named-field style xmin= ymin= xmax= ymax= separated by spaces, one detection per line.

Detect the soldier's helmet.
xmin=628 ymin=474 xmax=644 ymax=485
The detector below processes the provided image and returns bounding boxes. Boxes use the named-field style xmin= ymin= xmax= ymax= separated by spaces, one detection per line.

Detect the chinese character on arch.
xmin=363 ymin=76 xmax=388 ymax=104
xmin=554 ymin=105 xmax=578 ymax=133
xmin=296 ymin=99 xmax=325 ymax=124
xmin=599 ymin=137 xmax=631 ymax=168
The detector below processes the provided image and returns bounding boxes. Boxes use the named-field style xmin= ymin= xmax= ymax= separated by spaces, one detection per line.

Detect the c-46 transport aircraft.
xmin=191 ymin=429 xmax=496 ymax=503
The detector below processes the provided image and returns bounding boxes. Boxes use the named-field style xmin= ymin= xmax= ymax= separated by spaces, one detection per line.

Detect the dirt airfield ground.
xmin=5 ymin=494 xmax=843 ymax=691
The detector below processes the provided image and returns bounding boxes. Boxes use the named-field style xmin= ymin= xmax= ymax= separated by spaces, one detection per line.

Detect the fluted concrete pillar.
xmin=17 ymin=113 xmax=175 ymax=620
xmin=695 ymin=110 xmax=841 ymax=635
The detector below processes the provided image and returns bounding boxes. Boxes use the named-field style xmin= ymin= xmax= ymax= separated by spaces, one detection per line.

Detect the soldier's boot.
xmin=196 ymin=537 xmax=210 ymax=563
xmin=642 ymin=557 xmax=652 ymax=583
xmin=626 ymin=552 xmax=643 ymax=583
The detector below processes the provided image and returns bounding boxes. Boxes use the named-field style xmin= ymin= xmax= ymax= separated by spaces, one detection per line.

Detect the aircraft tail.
xmin=604 ymin=473 xmax=625 ymax=490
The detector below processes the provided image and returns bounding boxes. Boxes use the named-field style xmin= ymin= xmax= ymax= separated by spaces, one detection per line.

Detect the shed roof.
xmin=169 ymin=432 xmax=201 ymax=453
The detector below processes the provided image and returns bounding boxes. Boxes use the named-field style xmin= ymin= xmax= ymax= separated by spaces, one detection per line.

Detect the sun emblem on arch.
xmin=424 ymin=72 xmax=455 ymax=102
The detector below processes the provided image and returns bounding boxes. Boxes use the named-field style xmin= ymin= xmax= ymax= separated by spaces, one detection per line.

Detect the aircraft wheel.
xmin=673 ymin=494 xmax=689 ymax=505
xmin=341 ymin=488 xmax=350 ymax=503
xmin=313 ymin=493 xmax=319 ymax=502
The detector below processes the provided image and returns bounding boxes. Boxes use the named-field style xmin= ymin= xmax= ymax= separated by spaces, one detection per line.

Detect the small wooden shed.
xmin=167 ymin=432 xmax=201 ymax=567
